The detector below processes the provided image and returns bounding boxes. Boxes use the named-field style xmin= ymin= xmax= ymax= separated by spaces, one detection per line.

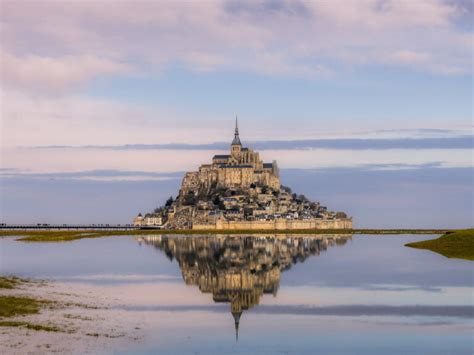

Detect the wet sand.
xmin=0 ymin=279 xmax=144 ymax=354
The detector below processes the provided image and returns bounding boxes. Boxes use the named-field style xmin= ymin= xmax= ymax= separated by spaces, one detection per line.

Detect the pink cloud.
xmin=0 ymin=0 xmax=470 ymax=92
xmin=1 ymin=52 xmax=130 ymax=92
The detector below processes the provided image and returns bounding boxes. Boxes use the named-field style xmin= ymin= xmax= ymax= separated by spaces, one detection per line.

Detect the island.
xmin=134 ymin=119 xmax=352 ymax=230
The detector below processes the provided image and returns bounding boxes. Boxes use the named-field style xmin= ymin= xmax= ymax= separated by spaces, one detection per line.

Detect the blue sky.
xmin=85 ymin=67 xmax=472 ymax=128
xmin=0 ymin=0 xmax=472 ymax=226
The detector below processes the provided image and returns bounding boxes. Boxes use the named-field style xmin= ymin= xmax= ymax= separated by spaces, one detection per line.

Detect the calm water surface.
xmin=1 ymin=234 xmax=472 ymax=354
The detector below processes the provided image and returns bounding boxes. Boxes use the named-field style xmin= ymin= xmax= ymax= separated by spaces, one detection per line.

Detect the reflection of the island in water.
xmin=136 ymin=234 xmax=351 ymax=340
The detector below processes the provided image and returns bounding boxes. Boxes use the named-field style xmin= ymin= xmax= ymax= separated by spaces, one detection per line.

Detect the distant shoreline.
xmin=133 ymin=228 xmax=451 ymax=235
xmin=0 ymin=225 xmax=455 ymax=236
xmin=0 ymin=228 xmax=454 ymax=234
xmin=0 ymin=228 xmax=454 ymax=243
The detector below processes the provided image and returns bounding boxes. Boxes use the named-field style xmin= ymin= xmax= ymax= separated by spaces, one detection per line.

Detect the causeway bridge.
xmin=0 ymin=224 xmax=141 ymax=231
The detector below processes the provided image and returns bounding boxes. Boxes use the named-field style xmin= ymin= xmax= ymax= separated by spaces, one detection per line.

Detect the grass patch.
xmin=0 ymin=228 xmax=453 ymax=242
xmin=0 ymin=276 xmax=44 ymax=289
xmin=0 ymin=277 xmax=17 ymax=289
xmin=405 ymin=229 xmax=474 ymax=261
xmin=0 ymin=295 xmax=54 ymax=318
xmin=0 ymin=321 xmax=62 ymax=332
xmin=0 ymin=276 xmax=25 ymax=289
xmin=2 ymin=230 xmax=117 ymax=243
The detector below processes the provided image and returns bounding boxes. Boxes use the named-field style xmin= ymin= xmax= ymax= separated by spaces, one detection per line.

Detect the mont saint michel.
xmin=134 ymin=119 xmax=352 ymax=230
xmin=2 ymin=1 xmax=472 ymax=354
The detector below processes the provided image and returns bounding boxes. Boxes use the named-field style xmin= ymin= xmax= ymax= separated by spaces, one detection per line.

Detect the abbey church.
xmin=180 ymin=118 xmax=280 ymax=194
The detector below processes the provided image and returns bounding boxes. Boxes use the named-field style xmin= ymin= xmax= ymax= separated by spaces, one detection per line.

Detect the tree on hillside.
xmin=281 ymin=185 xmax=292 ymax=194
xmin=165 ymin=196 xmax=174 ymax=207
xmin=183 ymin=191 xmax=196 ymax=206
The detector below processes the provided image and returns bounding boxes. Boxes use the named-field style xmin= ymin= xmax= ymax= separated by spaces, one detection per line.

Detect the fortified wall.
xmin=193 ymin=218 xmax=353 ymax=230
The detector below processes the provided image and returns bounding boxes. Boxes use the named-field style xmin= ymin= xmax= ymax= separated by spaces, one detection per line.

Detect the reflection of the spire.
xmin=136 ymin=234 xmax=352 ymax=341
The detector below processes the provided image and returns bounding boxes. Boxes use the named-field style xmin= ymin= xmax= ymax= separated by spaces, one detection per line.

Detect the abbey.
xmin=181 ymin=118 xmax=280 ymax=194
xmin=134 ymin=119 xmax=352 ymax=230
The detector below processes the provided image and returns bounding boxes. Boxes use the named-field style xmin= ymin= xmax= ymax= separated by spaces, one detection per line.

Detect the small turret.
xmin=133 ymin=213 xmax=144 ymax=226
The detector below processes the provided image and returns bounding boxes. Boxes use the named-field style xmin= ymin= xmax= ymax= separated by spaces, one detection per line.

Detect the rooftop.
xmin=213 ymin=155 xmax=231 ymax=159
xmin=219 ymin=165 xmax=253 ymax=169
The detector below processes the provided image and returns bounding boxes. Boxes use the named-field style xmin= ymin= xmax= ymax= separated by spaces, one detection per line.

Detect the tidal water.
xmin=1 ymin=234 xmax=473 ymax=354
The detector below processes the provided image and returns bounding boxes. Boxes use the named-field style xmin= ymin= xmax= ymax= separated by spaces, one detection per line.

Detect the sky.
xmin=0 ymin=0 xmax=472 ymax=227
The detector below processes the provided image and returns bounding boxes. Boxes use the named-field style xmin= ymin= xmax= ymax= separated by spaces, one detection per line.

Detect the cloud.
xmin=3 ymin=88 xmax=470 ymax=149
xmin=0 ymin=91 xmax=226 ymax=147
xmin=51 ymin=274 xmax=180 ymax=283
xmin=386 ymin=50 xmax=431 ymax=65
xmin=3 ymin=145 xmax=473 ymax=175
xmin=0 ymin=169 xmax=182 ymax=182
xmin=1 ymin=52 xmax=131 ymax=92
xmin=369 ymin=128 xmax=472 ymax=138
xmin=1 ymin=0 xmax=471 ymax=96
xmin=28 ymin=136 xmax=474 ymax=151
xmin=113 ymin=304 xmax=474 ymax=319
xmin=1 ymin=1 xmax=471 ymax=176
xmin=0 ymin=164 xmax=447 ymax=182
xmin=2 ymin=165 xmax=472 ymax=226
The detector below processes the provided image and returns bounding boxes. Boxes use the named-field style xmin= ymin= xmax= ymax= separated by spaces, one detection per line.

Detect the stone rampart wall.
xmin=193 ymin=218 xmax=352 ymax=230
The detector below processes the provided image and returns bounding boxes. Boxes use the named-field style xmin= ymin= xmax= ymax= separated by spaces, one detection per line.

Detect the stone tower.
xmin=231 ymin=116 xmax=242 ymax=159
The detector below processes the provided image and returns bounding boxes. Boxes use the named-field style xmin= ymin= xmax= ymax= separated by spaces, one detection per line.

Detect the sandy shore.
xmin=0 ymin=279 xmax=144 ymax=354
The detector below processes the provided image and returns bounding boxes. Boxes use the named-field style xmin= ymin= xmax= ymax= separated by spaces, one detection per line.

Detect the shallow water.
xmin=1 ymin=234 xmax=472 ymax=354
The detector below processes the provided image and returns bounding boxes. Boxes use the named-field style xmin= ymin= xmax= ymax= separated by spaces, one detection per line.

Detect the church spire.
xmin=232 ymin=310 xmax=241 ymax=342
xmin=235 ymin=318 xmax=239 ymax=342
xmin=231 ymin=115 xmax=242 ymax=146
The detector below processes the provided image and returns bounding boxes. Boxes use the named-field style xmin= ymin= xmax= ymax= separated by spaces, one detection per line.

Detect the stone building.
xmin=179 ymin=118 xmax=280 ymax=198
xmin=133 ymin=213 xmax=144 ymax=226
xmin=134 ymin=212 xmax=164 ymax=227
